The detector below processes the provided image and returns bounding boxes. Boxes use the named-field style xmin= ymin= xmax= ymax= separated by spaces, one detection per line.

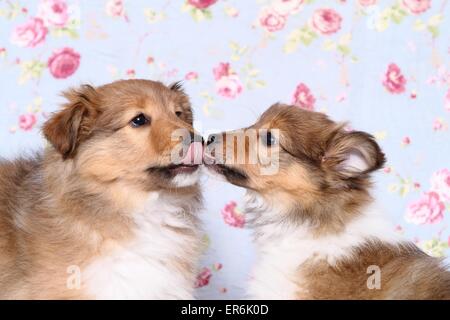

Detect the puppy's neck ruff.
xmin=41 ymin=150 xmax=203 ymax=299
xmin=243 ymin=190 xmax=402 ymax=299
xmin=83 ymin=191 xmax=203 ymax=299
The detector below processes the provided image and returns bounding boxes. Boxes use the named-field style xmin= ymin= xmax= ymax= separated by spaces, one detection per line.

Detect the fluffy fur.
xmin=205 ymin=103 xmax=450 ymax=300
xmin=0 ymin=79 xmax=204 ymax=299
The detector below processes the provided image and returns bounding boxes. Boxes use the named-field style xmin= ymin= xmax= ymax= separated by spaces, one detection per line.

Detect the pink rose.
xmin=126 ymin=69 xmax=135 ymax=78
xmin=185 ymin=71 xmax=198 ymax=80
xmin=258 ymin=6 xmax=287 ymax=32
xmin=221 ymin=201 xmax=245 ymax=228
xmin=405 ymin=192 xmax=445 ymax=225
xmin=37 ymin=0 xmax=69 ymax=27
xmin=213 ymin=62 xmax=230 ymax=80
xmin=311 ymin=8 xmax=342 ymax=35
xmin=188 ymin=0 xmax=218 ymax=9
xmin=383 ymin=63 xmax=406 ymax=94
xmin=292 ymin=83 xmax=316 ymax=110
xmin=445 ymin=88 xmax=450 ymax=111
xmin=106 ymin=0 xmax=125 ymax=17
xmin=194 ymin=267 xmax=212 ymax=288
xmin=11 ymin=18 xmax=48 ymax=48
xmin=431 ymin=169 xmax=450 ymax=203
xmin=433 ymin=118 xmax=445 ymax=131
xmin=402 ymin=0 xmax=431 ymax=14
xmin=359 ymin=0 xmax=377 ymax=6
xmin=272 ymin=0 xmax=304 ymax=16
xmin=402 ymin=136 xmax=411 ymax=145
xmin=48 ymin=47 xmax=80 ymax=79
xmin=216 ymin=74 xmax=243 ymax=99
xmin=18 ymin=114 xmax=37 ymax=131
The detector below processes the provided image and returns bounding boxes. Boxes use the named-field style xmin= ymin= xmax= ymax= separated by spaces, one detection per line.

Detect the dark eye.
xmin=262 ymin=130 xmax=277 ymax=147
xmin=175 ymin=111 xmax=182 ymax=118
xmin=130 ymin=113 xmax=150 ymax=128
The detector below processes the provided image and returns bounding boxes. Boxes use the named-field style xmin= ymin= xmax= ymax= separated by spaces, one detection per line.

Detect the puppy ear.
xmin=169 ymin=81 xmax=184 ymax=92
xmin=322 ymin=130 xmax=386 ymax=178
xmin=43 ymin=85 xmax=99 ymax=159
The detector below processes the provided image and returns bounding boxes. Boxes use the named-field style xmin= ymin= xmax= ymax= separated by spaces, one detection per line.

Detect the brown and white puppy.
xmin=0 ymin=79 xmax=205 ymax=299
xmin=204 ymin=103 xmax=450 ymax=299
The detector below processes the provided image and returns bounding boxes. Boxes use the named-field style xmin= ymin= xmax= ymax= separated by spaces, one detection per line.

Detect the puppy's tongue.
xmin=181 ymin=142 xmax=203 ymax=165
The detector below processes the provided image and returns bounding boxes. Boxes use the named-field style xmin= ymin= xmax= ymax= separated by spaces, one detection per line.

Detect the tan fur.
xmin=0 ymin=79 xmax=202 ymax=299
xmin=206 ymin=103 xmax=450 ymax=299
xmin=298 ymin=241 xmax=450 ymax=299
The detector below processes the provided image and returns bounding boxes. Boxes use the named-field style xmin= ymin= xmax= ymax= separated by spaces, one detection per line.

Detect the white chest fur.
xmin=246 ymin=202 xmax=401 ymax=300
xmin=83 ymin=192 xmax=201 ymax=299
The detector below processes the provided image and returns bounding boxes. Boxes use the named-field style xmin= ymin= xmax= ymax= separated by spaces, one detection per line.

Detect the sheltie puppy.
xmin=204 ymin=103 xmax=450 ymax=299
xmin=0 ymin=79 xmax=204 ymax=299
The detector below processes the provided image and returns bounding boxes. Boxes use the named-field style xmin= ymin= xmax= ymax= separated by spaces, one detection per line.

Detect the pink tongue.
xmin=181 ymin=142 xmax=204 ymax=165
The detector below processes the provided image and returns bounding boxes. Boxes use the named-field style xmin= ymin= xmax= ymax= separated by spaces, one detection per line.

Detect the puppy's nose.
xmin=206 ymin=134 xmax=218 ymax=146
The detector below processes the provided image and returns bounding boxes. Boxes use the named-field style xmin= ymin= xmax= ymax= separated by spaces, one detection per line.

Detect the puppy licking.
xmin=0 ymin=79 xmax=204 ymax=299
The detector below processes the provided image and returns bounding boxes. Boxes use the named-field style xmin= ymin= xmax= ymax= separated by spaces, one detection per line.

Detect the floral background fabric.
xmin=0 ymin=0 xmax=449 ymax=299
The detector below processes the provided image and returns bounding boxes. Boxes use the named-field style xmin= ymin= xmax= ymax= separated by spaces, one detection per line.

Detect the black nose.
xmin=207 ymin=134 xmax=218 ymax=146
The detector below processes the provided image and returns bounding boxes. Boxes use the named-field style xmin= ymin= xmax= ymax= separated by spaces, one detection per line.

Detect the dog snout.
xmin=206 ymin=133 xmax=220 ymax=146
xmin=204 ymin=133 xmax=224 ymax=164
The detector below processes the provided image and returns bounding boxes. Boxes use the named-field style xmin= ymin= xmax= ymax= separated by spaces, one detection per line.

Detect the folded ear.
xmin=42 ymin=85 xmax=99 ymax=159
xmin=322 ymin=130 xmax=386 ymax=178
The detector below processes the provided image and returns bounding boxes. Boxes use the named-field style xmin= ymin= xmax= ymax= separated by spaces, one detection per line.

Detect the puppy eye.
xmin=130 ymin=113 xmax=150 ymax=128
xmin=262 ymin=130 xmax=277 ymax=147
xmin=175 ymin=111 xmax=182 ymax=118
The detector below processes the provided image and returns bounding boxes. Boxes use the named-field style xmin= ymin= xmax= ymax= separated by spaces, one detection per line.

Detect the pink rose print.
xmin=292 ymin=83 xmax=316 ymax=110
xmin=311 ymin=8 xmax=342 ymax=35
xmin=188 ymin=0 xmax=218 ymax=9
xmin=382 ymin=63 xmax=407 ymax=94
xmin=402 ymin=136 xmax=411 ymax=145
xmin=194 ymin=267 xmax=212 ymax=288
xmin=402 ymin=0 xmax=431 ymax=15
xmin=106 ymin=0 xmax=125 ymax=17
xmin=258 ymin=6 xmax=287 ymax=32
xmin=221 ymin=201 xmax=245 ymax=228
xmin=430 ymin=169 xmax=450 ymax=203
xmin=48 ymin=47 xmax=81 ymax=79
xmin=359 ymin=0 xmax=377 ymax=6
xmin=432 ymin=118 xmax=445 ymax=131
xmin=11 ymin=18 xmax=48 ymax=48
xmin=216 ymin=75 xmax=243 ymax=99
xmin=126 ymin=69 xmax=136 ymax=78
xmin=18 ymin=114 xmax=37 ymax=131
xmin=213 ymin=62 xmax=230 ymax=80
xmin=401 ymin=136 xmax=411 ymax=146
xmin=445 ymin=88 xmax=450 ymax=111
xmin=405 ymin=191 xmax=445 ymax=225
xmin=37 ymin=0 xmax=69 ymax=27
xmin=213 ymin=63 xmax=243 ymax=99
xmin=185 ymin=71 xmax=199 ymax=80
xmin=271 ymin=0 xmax=304 ymax=16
